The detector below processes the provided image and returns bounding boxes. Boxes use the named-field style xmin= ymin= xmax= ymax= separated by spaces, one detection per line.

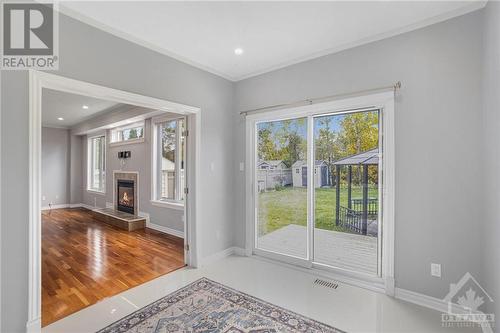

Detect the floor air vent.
xmin=314 ymin=278 xmax=339 ymax=290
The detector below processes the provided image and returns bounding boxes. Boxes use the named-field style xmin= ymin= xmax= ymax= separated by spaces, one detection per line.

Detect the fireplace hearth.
xmin=117 ymin=179 xmax=135 ymax=214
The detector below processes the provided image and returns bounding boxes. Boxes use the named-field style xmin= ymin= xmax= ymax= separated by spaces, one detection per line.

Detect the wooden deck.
xmin=257 ymin=224 xmax=378 ymax=275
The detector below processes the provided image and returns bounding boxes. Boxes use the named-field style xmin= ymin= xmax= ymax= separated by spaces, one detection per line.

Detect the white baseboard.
xmin=41 ymin=203 xmax=97 ymax=210
xmin=41 ymin=203 xmax=70 ymax=210
xmin=146 ymin=220 xmax=184 ymax=239
xmin=201 ymin=246 xmax=246 ymax=267
xmin=42 ymin=203 xmax=98 ymax=210
xmin=395 ymin=288 xmax=473 ymax=315
xmin=395 ymin=288 xmax=493 ymax=333
xmin=138 ymin=211 xmax=150 ymax=223
xmin=232 ymin=247 xmax=247 ymax=256
xmin=69 ymin=203 xmax=95 ymax=210
xmin=26 ymin=317 xmax=41 ymax=333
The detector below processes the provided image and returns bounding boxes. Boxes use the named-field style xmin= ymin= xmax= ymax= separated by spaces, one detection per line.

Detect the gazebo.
xmin=332 ymin=148 xmax=379 ymax=235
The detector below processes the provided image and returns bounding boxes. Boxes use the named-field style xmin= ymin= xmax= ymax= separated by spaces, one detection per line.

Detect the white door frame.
xmin=28 ymin=70 xmax=201 ymax=332
xmin=245 ymin=91 xmax=395 ymax=294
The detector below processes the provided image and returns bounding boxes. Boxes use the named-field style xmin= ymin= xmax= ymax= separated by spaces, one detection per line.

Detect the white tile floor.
xmin=43 ymin=255 xmax=480 ymax=333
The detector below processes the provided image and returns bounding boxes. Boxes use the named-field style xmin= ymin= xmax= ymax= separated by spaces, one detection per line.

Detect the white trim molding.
xmin=26 ymin=318 xmax=41 ymax=333
xmin=244 ymin=90 xmax=396 ymax=295
xmin=150 ymin=199 xmax=184 ymax=211
xmin=109 ymin=137 xmax=145 ymax=147
xmin=201 ymin=247 xmax=246 ymax=267
xmin=146 ymin=221 xmax=185 ymax=239
xmin=41 ymin=204 xmax=70 ymax=210
xmin=28 ymin=70 xmax=201 ymax=332
xmin=395 ymin=288 xmax=476 ymax=316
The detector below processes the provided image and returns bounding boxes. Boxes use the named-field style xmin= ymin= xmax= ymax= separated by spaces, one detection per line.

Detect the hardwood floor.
xmin=42 ymin=208 xmax=185 ymax=327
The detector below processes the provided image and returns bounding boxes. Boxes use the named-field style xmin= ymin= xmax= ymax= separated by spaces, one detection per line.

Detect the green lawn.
xmin=257 ymin=186 xmax=378 ymax=236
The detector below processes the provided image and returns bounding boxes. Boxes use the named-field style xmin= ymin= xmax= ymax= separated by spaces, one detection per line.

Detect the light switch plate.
xmin=239 ymin=162 xmax=244 ymax=171
xmin=431 ymin=263 xmax=441 ymax=278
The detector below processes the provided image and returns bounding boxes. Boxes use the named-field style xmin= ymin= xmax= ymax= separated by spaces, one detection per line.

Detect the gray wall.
xmin=481 ymin=1 xmax=500 ymax=327
xmin=234 ymin=11 xmax=484 ymax=300
xmin=1 ymin=12 xmax=234 ymax=332
xmin=81 ymin=119 xmax=184 ymax=232
xmin=41 ymin=127 xmax=70 ymax=206
xmin=69 ymin=134 xmax=83 ymax=204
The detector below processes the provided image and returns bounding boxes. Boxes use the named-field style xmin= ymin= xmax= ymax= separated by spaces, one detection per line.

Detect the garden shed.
xmin=292 ymin=160 xmax=330 ymax=188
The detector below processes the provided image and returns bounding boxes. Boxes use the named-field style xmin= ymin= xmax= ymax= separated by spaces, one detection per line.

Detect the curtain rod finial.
xmin=394 ymin=81 xmax=402 ymax=90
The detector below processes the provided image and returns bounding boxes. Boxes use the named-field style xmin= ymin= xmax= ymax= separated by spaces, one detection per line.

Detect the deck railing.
xmin=338 ymin=206 xmax=363 ymax=234
xmin=350 ymin=198 xmax=378 ymax=216
xmin=337 ymin=198 xmax=378 ymax=235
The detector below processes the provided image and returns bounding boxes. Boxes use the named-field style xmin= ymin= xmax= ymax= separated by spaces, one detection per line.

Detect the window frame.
xmin=151 ymin=116 xmax=186 ymax=210
xmin=87 ymin=134 xmax=106 ymax=194
xmin=109 ymin=121 xmax=145 ymax=146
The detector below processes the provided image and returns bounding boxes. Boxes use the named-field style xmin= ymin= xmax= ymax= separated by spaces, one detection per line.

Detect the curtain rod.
xmin=240 ymin=81 xmax=401 ymax=116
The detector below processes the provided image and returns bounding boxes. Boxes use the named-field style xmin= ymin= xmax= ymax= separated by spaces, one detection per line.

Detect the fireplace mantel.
xmin=113 ymin=171 xmax=139 ymax=216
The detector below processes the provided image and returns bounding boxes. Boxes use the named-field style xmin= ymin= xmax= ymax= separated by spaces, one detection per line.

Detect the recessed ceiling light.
xmin=57 ymin=117 xmax=64 ymax=121
xmin=234 ymin=48 xmax=244 ymax=55
xmin=82 ymin=105 xmax=89 ymax=109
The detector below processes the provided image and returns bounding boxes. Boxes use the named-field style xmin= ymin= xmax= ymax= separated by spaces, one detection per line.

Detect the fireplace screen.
xmin=117 ymin=179 xmax=134 ymax=214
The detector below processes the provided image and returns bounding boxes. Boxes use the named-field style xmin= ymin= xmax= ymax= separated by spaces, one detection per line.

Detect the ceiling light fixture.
xmin=82 ymin=105 xmax=89 ymax=109
xmin=234 ymin=48 xmax=244 ymax=55
xmin=57 ymin=117 xmax=64 ymax=121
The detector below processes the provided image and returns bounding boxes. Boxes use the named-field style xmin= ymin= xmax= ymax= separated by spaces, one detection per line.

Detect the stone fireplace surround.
xmin=113 ymin=171 xmax=139 ymax=216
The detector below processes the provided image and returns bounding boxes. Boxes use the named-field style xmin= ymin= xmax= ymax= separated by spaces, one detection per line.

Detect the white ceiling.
xmin=61 ymin=1 xmax=485 ymax=81
xmin=42 ymin=89 xmax=120 ymax=128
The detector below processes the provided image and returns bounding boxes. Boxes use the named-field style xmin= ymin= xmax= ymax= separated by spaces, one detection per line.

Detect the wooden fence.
xmin=257 ymin=169 xmax=292 ymax=192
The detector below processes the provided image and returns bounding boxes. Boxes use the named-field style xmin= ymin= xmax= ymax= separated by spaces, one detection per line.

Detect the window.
xmin=153 ymin=118 xmax=185 ymax=203
xmin=88 ymin=135 xmax=106 ymax=193
xmin=110 ymin=121 xmax=144 ymax=144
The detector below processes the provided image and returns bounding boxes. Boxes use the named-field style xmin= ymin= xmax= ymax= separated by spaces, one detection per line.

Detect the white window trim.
xmin=109 ymin=121 xmax=145 ymax=146
xmin=245 ymin=90 xmax=395 ymax=295
xmin=87 ymin=134 xmax=106 ymax=194
xmin=151 ymin=116 xmax=186 ymax=206
xmin=109 ymin=137 xmax=145 ymax=147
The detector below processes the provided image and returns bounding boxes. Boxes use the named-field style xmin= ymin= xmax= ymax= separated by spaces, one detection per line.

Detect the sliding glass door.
xmin=253 ymin=109 xmax=382 ymax=277
xmin=255 ymin=117 xmax=308 ymax=259
xmin=313 ymin=110 xmax=380 ymax=275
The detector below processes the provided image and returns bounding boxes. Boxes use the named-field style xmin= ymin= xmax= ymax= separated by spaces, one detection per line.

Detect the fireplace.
xmin=117 ymin=179 xmax=135 ymax=214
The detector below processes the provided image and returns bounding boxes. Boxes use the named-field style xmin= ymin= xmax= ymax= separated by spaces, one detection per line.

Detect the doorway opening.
xmin=29 ymin=71 xmax=201 ymax=330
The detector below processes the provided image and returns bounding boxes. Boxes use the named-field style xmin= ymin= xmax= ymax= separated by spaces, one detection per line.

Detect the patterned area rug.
xmin=97 ymin=277 xmax=344 ymax=333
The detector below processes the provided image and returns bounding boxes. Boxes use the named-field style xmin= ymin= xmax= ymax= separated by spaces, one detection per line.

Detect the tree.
xmin=315 ymin=117 xmax=337 ymax=185
xmin=128 ymin=128 xmax=138 ymax=139
xmin=258 ymin=126 xmax=278 ymax=161
xmin=162 ymin=124 xmax=176 ymax=161
xmin=276 ymin=119 xmax=306 ymax=166
xmin=337 ymin=111 xmax=378 ymax=158
xmin=336 ymin=111 xmax=379 ymax=185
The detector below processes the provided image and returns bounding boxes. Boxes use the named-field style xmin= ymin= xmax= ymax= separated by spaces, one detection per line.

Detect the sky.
xmin=257 ymin=114 xmax=348 ymax=140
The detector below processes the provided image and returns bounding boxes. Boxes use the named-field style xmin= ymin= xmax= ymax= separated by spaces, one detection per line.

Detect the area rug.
xmin=97 ymin=277 xmax=344 ymax=333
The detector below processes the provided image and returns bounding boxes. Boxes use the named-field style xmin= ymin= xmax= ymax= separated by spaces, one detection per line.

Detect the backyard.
xmin=257 ymin=186 xmax=378 ymax=236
